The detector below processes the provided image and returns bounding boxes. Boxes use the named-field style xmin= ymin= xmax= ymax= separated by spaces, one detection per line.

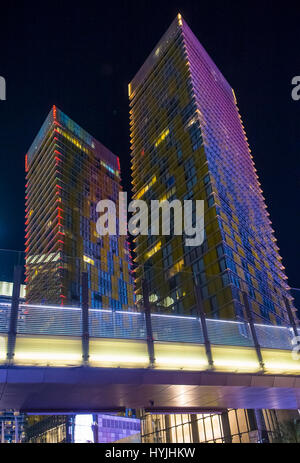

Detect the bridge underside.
xmin=1 ymin=367 xmax=300 ymax=412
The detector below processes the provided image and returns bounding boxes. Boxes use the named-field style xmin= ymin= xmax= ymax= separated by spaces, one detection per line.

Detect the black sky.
xmin=0 ymin=1 xmax=299 ymax=297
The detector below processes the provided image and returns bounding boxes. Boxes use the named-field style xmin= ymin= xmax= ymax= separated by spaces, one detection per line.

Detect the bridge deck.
xmin=1 ymin=366 xmax=300 ymax=412
xmin=0 ymin=302 xmax=300 ymax=411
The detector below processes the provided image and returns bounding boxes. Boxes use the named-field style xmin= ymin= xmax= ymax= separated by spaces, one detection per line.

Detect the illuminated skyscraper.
xmin=25 ymin=106 xmax=134 ymax=309
xmin=129 ymin=14 xmax=296 ymax=325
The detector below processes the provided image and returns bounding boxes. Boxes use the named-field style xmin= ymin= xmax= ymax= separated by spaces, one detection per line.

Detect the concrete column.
xmin=165 ymin=415 xmax=172 ymax=443
xmin=221 ymin=411 xmax=232 ymax=443
xmin=190 ymin=414 xmax=200 ymax=443
xmin=142 ymin=412 xmax=153 ymax=443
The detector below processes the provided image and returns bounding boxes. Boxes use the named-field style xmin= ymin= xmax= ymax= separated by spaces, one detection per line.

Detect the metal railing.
xmin=0 ymin=294 xmax=296 ymax=369
xmin=0 ymin=301 xmax=294 ymax=350
xmin=0 ymin=262 xmax=297 ymax=370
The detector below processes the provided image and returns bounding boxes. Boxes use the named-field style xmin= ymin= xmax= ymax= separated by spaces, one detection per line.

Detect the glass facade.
xmin=129 ymin=14 xmax=298 ymax=445
xmin=96 ymin=415 xmax=140 ymax=443
xmin=25 ymin=414 xmax=141 ymax=443
xmin=141 ymin=409 xmax=280 ymax=444
xmin=25 ymin=106 xmax=134 ymax=309
xmin=0 ymin=412 xmax=26 ymax=443
xmin=129 ymin=14 xmax=296 ymax=324
xmin=26 ymin=415 xmax=72 ymax=443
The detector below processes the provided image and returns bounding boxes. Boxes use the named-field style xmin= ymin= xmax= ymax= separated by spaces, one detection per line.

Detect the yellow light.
xmin=264 ymin=361 xmax=300 ymax=373
xmin=0 ymin=281 xmax=26 ymax=298
xmin=156 ymin=357 xmax=208 ymax=367
xmin=149 ymin=293 xmax=158 ymax=303
xmin=146 ymin=241 xmax=161 ymax=259
xmin=56 ymin=127 xmax=89 ymax=155
xmin=136 ymin=175 xmax=157 ymax=199
xmin=232 ymin=88 xmax=238 ymax=105
xmin=262 ymin=349 xmax=300 ymax=374
xmin=159 ymin=186 xmax=176 ymax=202
xmin=128 ymin=83 xmax=132 ymax=97
xmin=155 ymin=342 xmax=208 ymax=370
xmin=90 ymin=338 xmax=149 ymax=367
xmin=214 ymin=359 xmax=260 ymax=370
xmin=178 ymin=13 xmax=183 ymax=26
xmin=15 ymin=352 xmax=81 ymax=362
xmin=0 ymin=336 xmax=6 ymax=360
xmin=83 ymin=255 xmax=94 ymax=266
xmin=89 ymin=354 xmax=149 ymax=364
xmin=187 ymin=116 xmax=197 ymax=127
xmin=154 ymin=128 xmax=170 ymax=148
xmin=14 ymin=337 xmax=82 ymax=366
xmin=212 ymin=345 xmax=260 ymax=373
xmin=26 ymin=252 xmax=60 ymax=265
xmin=168 ymin=258 xmax=184 ymax=278
xmin=161 ymin=296 xmax=174 ymax=308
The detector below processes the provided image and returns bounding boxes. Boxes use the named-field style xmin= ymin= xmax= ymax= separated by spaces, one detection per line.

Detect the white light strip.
xmin=0 ymin=302 xmax=294 ymax=333
xmin=18 ymin=304 xmax=141 ymax=315
xmin=19 ymin=304 xmax=82 ymax=311
xmin=253 ymin=323 xmax=288 ymax=330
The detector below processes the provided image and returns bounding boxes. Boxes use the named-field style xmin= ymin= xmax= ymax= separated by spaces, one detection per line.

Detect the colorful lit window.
xmin=154 ymin=128 xmax=170 ymax=148
xmin=136 ymin=175 xmax=157 ymax=200
xmin=146 ymin=241 xmax=161 ymax=259
xmin=83 ymin=255 xmax=94 ymax=266
xmin=168 ymin=259 xmax=184 ymax=278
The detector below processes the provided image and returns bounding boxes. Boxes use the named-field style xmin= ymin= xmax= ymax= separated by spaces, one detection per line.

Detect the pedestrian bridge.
xmin=1 ymin=302 xmax=300 ymax=412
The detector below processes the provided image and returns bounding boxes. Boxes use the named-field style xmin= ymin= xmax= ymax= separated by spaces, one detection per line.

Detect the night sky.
xmin=0 ymin=1 xmax=299 ymax=299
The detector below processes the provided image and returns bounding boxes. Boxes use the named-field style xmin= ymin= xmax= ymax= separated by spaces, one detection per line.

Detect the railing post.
xmin=242 ymin=291 xmax=264 ymax=370
xmin=81 ymin=272 xmax=89 ymax=365
xmin=284 ymin=297 xmax=298 ymax=338
xmin=194 ymin=285 xmax=213 ymax=368
xmin=7 ymin=265 xmax=22 ymax=364
xmin=142 ymin=279 xmax=155 ymax=367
